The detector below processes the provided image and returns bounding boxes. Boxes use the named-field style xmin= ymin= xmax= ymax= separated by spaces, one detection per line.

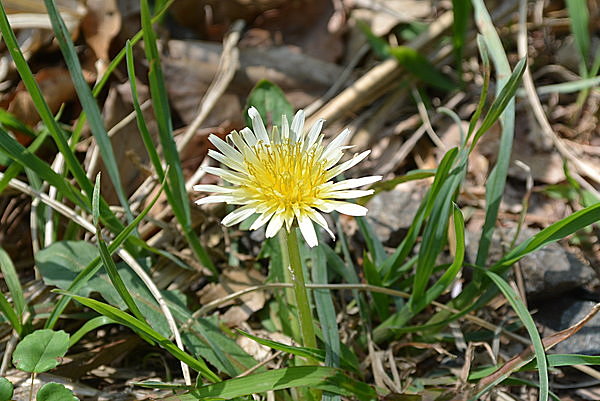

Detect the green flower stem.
xmin=285 ymin=228 xmax=318 ymax=360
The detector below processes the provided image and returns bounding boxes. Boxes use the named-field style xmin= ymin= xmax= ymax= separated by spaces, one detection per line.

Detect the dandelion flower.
xmin=194 ymin=107 xmax=382 ymax=247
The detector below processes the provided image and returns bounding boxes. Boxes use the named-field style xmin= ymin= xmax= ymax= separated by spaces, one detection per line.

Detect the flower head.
xmin=194 ymin=107 xmax=381 ymax=247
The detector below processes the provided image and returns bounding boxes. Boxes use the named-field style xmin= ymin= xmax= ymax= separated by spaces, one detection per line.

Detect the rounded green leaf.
xmin=12 ymin=329 xmax=69 ymax=373
xmin=0 ymin=377 xmax=14 ymax=401
xmin=36 ymin=382 xmax=79 ymax=401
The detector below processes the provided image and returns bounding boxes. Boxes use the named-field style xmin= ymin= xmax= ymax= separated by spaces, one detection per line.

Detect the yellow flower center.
xmin=243 ymin=141 xmax=327 ymax=211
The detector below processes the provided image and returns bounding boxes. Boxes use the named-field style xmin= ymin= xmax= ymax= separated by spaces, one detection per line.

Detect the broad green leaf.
xmin=245 ymin=80 xmax=293 ymax=128
xmin=12 ymin=330 xmax=69 ymax=373
xmin=36 ymin=382 xmax=79 ymax=401
xmin=164 ymin=366 xmax=377 ymax=401
xmin=389 ymin=46 xmax=456 ymax=91
xmin=38 ymin=242 xmax=255 ymax=376
xmin=0 ymin=377 xmax=13 ymax=401
xmin=57 ymin=292 xmax=220 ymax=383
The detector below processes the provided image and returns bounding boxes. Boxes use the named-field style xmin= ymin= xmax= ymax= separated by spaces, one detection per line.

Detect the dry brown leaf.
xmin=197 ymin=267 xmax=267 ymax=327
xmin=163 ymin=40 xmax=343 ymax=125
xmin=81 ymin=0 xmax=121 ymax=61
xmin=7 ymin=67 xmax=76 ymax=144
xmin=89 ymin=82 xmax=153 ymax=203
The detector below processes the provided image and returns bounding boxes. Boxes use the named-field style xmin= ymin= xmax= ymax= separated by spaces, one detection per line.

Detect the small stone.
xmin=466 ymin=227 xmax=597 ymax=300
xmin=535 ymin=297 xmax=600 ymax=355
xmin=365 ymin=181 xmax=427 ymax=246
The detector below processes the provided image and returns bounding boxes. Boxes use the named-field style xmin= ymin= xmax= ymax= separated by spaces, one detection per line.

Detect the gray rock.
xmin=365 ymin=181 xmax=427 ymax=246
xmin=467 ymin=227 xmax=597 ymax=300
xmin=535 ymin=297 xmax=600 ymax=355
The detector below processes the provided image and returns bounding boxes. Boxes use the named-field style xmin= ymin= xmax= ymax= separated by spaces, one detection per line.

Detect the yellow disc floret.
xmin=244 ymin=141 xmax=327 ymax=211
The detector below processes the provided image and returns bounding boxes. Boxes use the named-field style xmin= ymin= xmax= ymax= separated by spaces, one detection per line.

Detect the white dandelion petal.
xmin=297 ymin=213 xmax=318 ymax=247
xmin=207 ymin=150 xmax=246 ymax=172
xmin=248 ymin=107 xmax=270 ymax=144
xmin=265 ymin=213 xmax=285 ymax=238
xmin=209 ymin=134 xmax=243 ymax=161
xmin=290 ymin=109 xmax=305 ymax=142
xmin=329 ymin=176 xmax=382 ymax=191
xmin=222 ymin=206 xmax=256 ymax=226
xmin=322 ymin=128 xmax=351 ymax=161
xmin=192 ymin=184 xmax=234 ymax=194
xmin=333 ymin=202 xmax=369 ymax=216
xmin=325 ymin=150 xmax=371 ymax=180
xmin=305 ymin=119 xmax=324 ymax=149
xmin=195 ymin=107 xmax=376 ymax=245
xmin=249 ymin=211 xmax=275 ymax=231
xmin=240 ymin=127 xmax=258 ymax=147
xmin=195 ymin=195 xmax=236 ymax=205
xmin=324 ymin=189 xmax=374 ymax=199
xmin=203 ymin=166 xmax=248 ymax=184
xmin=305 ymin=208 xmax=335 ymax=240
xmin=281 ymin=114 xmax=290 ymax=140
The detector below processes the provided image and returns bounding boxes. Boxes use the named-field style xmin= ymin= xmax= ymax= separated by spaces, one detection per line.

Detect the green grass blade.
xmin=125 ymin=40 xmax=164 ymax=179
xmin=452 ymin=0 xmax=471 ymax=81
xmin=237 ymin=329 xmax=325 ymax=362
xmin=381 ymin=148 xmax=458 ymax=285
xmin=43 ymin=0 xmax=133 ymax=222
xmin=470 ymin=58 xmax=526 ymax=150
xmin=411 ymin=204 xmax=464 ymax=312
xmin=164 ymin=366 xmax=377 ymax=401
xmin=374 ymin=204 xmax=465 ymax=337
xmin=389 ymin=46 xmax=457 ymax=91
xmin=311 ymin=245 xmax=342 ymax=378
xmin=0 ymin=290 xmax=21 ymax=334
xmin=69 ymin=316 xmax=115 ymax=347
xmin=358 ymin=169 xmax=435 ymax=205
xmin=523 ymin=354 xmax=600 ymax=370
xmin=0 ymin=109 xmax=37 ymax=139
xmin=45 ymin=175 xmax=167 ymax=329
xmin=523 ymin=75 xmax=600 ymax=96
xmin=139 ymin=0 xmax=215 ymax=275
xmin=475 ymin=271 xmax=548 ymax=401
xmin=0 ymin=127 xmax=88 ymax=209
xmin=70 ymin=0 xmax=174 ymax=144
xmin=92 ymin=174 xmax=145 ymax=322
xmin=0 ymin=3 xmax=128 ymax=237
xmin=471 ymin=0 xmax=523 ymax=273
xmin=565 ymin=0 xmax=591 ymax=75
xmin=356 ymin=216 xmax=386 ymax=267
xmin=363 ymin=252 xmax=390 ymax=320
xmin=56 ymin=291 xmax=220 ymax=383
xmin=492 ymin=202 xmax=600 ymax=273
xmin=0 ymin=130 xmax=49 ymax=194
xmin=0 ymin=2 xmax=92 ymax=197
xmin=0 ymin=248 xmax=26 ymax=322
xmin=466 ymin=35 xmax=491 ymax=140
